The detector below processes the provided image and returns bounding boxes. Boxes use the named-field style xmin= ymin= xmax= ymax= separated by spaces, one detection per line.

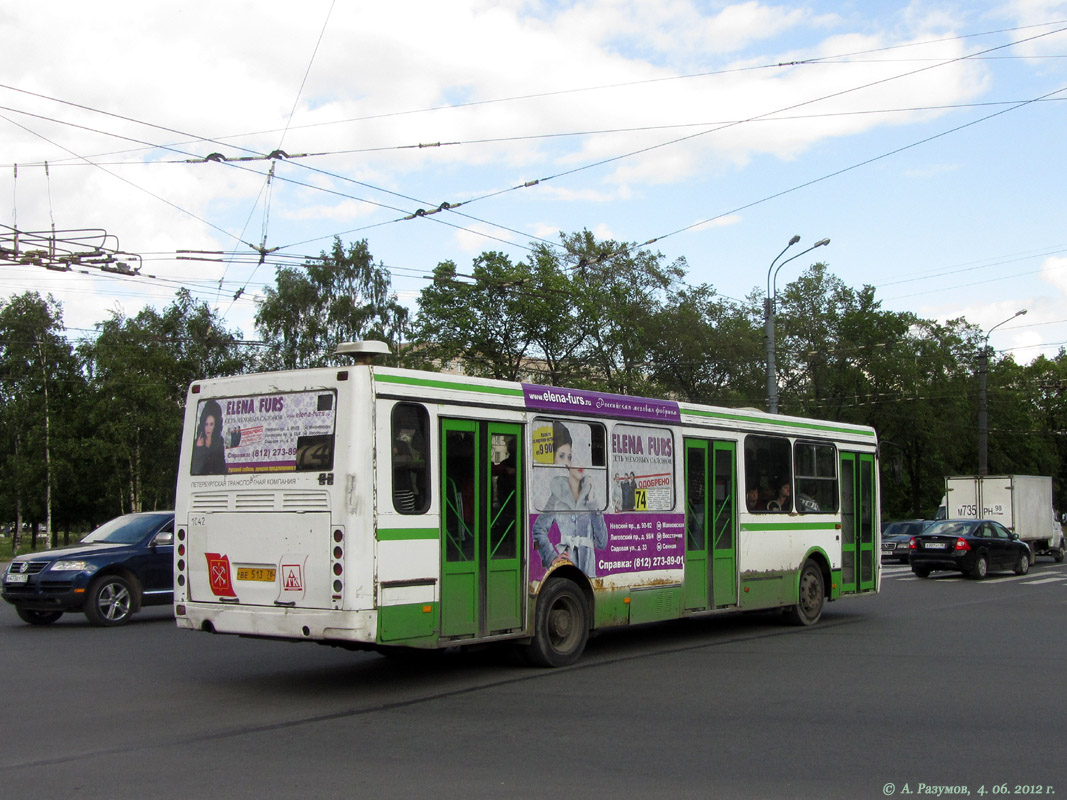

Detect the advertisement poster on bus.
xmin=190 ymin=391 xmax=336 ymax=476
xmin=528 ymin=415 xmax=683 ymax=581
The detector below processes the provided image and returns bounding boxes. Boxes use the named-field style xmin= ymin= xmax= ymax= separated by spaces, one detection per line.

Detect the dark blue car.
xmin=2 ymin=511 xmax=174 ymax=626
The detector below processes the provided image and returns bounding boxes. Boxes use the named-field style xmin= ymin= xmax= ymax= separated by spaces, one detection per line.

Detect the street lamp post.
xmin=764 ymin=236 xmax=830 ymax=414
xmin=977 ymin=309 xmax=1027 ymax=475
xmin=763 ymin=235 xmax=799 ymax=414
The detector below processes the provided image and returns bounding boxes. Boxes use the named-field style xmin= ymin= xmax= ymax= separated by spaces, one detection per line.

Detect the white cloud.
xmin=2 ymin=0 xmax=1064 ymax=361
xmin=1039 ymin=255 xmax=1067 ymax=294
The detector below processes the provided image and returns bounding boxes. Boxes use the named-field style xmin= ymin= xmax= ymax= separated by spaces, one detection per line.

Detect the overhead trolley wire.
xmin=220 ymin=0 xmax=338 ymax=312
xmin=5 ymin=19 xmax=1064 ymax=264
xmin=447 ymin=23 xmax=1067 ymax=234
xmin=4 ymin=18 xmax=1066 ymax=316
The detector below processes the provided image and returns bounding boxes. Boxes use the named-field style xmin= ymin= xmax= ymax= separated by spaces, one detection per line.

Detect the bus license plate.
xmin=236 ymin=567 xmax=277 ymax=582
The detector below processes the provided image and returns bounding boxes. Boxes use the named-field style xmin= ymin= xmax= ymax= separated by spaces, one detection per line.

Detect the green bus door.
xmin=684 ymin=439 xmax=738 ymax=610
xmin=840 ymin=451 xmax=876 ymax=594
xmin=441 ymin=419 xmax=523 ymax=639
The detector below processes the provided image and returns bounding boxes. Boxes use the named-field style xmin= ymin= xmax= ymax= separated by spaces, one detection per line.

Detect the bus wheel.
xmin=784 ymin=560 xmax=825 ymax=626
xmin=525 ymin=579 xmax=589 ymax=667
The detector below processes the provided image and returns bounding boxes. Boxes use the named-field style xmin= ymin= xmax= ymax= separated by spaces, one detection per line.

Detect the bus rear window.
xmin=190 ymin=391 xmax=337 ymax=475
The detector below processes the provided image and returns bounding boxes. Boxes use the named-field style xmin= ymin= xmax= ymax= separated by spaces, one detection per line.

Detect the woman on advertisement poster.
xmin=532 ymin=421 xmax=607 ymax=577
xmin=191 ymin=399 xmax=227 ymax=475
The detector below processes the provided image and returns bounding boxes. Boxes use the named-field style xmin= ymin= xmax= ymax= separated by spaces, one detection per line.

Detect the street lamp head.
xmin=768 ymin=235 xmax=803 ymax=296
xmin=814 ymin=238 xmax=830 ymax=247
xmin=1016 ymin=309 xmax=1028 ymax=318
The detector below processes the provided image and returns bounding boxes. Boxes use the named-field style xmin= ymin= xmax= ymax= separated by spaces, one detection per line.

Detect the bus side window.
xmin=391 ymin=403 xmax=430 ymax=514
xmin=793 ymin=441 xmax=838 ymax=513
xmin=744 ymin=435 xmax=792 ymax=513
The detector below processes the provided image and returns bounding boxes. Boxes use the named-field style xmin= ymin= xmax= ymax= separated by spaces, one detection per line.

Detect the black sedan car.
xmin=908 ymin=518 xmax=1031 ymax=579
xmin=881 ymin=519 xmax=931 ymax=563
xmin=2 ymin=511 xmax=174 ymax=626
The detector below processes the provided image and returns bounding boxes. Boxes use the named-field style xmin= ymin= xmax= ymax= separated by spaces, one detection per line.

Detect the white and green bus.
xmin=174 ymin=341 xmax=879 ymax=666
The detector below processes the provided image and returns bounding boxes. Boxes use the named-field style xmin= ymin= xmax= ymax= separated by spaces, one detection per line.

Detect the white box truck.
xmin=939 ymin=475 xmax=1065 ymax=562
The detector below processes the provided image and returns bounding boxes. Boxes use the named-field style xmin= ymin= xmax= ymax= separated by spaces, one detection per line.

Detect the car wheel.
xmin=784 ymin=559 xmax=825 ymax=626
xmin=912 ymin=566 xmax=931 ymax=578
xmin=1014 ymin=549 xmax=1030 ymax=576
xmin=84 ymin=575 xmax=136 ymax=626
xmin=15 ymin=607 xmax=63 ymax=625
xmin=967 ymin=554 xmax=990 ymax=580
xmin=523 ymin=579 xmax=589 ymax=667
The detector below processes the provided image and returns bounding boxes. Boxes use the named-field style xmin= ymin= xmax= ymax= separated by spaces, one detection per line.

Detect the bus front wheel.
xmin=784 ymin=559 xmax=825 ymax=626
xmin=525 ymin=579 xmax=589 ymax=668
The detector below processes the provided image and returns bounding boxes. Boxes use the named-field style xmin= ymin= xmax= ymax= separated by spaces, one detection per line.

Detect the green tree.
xmin=990 ymin=354 xmax=1059 ymax=478
xmin=255 ymin=237 xmax=408 ymax=369
xmin=411 ymin=232 xmax=686 ymax=393
xmin=1023 ymin=351 xmax=1067 ymax=509
xmin=80 ymin=289 xmax=248 ymax=515
xmin=645 ymin=283 xmax=763 ymax=405
xmin=872 ymin=318 xmax=979 ymax=518
xmin=522 ymin=243 xmax=588 ymax=385
xmin=769 ymin=267 xmax=981 ymax=518
xmin=412 ymin=253 xmax=538 ymax=380
xmin=773 ymin=263 xmax=856 ymax=413
xmin=0 ymin=292 xmax=81 ymax=549
xmin=561 ymin=230 xmax=684 ymax=395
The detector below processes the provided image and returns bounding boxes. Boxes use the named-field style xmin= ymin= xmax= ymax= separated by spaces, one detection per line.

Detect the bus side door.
xmin=840 ymin=451 xmax=876 ymax=594
xmin=440 ymin=419 xmax=523 ymax=639
xmin=684 ymin=439 xmax=738 ymax=610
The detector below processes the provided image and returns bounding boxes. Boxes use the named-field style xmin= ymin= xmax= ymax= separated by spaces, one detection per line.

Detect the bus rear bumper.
xmin=175 ymin=603 xmax=377 ymax=644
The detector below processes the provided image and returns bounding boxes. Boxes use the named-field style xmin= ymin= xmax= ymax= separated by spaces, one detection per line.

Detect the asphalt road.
xmin=1 ymin=559 xmax=1064 ymax=800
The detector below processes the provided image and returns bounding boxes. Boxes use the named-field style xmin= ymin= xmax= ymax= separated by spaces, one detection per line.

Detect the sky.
xmin=2 ymin=0 xmax=1066 ymax=363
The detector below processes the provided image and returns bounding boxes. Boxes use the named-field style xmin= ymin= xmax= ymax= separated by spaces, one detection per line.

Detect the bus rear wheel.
xmin=524 ymin=579 xmax=589 ymax=668
xmin=784 ymin=560 xmax=825 ymax=626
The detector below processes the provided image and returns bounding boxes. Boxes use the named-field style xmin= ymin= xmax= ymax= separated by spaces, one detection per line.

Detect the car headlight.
xmin=50 ymin=560 xmax=98 ymax=573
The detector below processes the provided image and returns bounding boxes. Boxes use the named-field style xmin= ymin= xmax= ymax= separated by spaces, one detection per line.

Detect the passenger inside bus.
xmin=392 ymin=440 xmax=420 ymax=513
xmin=768 ymin=481 xmax=792 ymax=512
